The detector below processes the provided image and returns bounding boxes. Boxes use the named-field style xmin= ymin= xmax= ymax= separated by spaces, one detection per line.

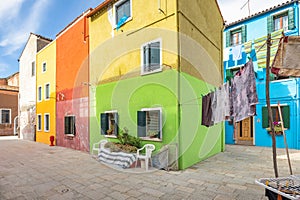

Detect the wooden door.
xmin=236 ymin=117 xmax=253 ymax=145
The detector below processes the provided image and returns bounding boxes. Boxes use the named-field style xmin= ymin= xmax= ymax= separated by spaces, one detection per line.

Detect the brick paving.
xmin=0 ymin=137 xmax=300 ymax=200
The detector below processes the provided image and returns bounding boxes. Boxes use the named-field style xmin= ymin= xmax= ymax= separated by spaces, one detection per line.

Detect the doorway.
xmin=235 ymin=117 xmax=253 ymax=145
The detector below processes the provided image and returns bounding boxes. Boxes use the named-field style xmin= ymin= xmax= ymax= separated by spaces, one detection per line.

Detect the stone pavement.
xmin=0 ymin=138 xmax=300 ymax=200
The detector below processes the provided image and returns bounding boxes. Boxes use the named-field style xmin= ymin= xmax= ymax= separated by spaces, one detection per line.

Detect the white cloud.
xmin=0 ymin=0 xmax=26 ymax=24
xmin=217 ymin=0 xmax=289 ymax=23
xmin=0 ymin=0 xmax=51 ymax=55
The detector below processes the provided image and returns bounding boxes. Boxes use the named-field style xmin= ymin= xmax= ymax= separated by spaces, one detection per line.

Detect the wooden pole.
xmin=277 ymin=101 xmax=293 ymax=175
xmin=266 ymin=33 xmax=279 ymax=178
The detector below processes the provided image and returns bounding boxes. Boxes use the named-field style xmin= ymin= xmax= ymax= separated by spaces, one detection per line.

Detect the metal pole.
xmin=266 ymin=33 xmax=279 ymax=178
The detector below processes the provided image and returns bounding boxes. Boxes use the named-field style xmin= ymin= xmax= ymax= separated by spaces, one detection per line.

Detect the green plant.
xmin=147 ymin=130 xmax=158 ymax=137
xmin=117 ymin=127 xmax=142 ymax=148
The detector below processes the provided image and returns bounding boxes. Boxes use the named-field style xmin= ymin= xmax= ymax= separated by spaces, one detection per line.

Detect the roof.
xmin=18 ymin=32 xmax=53 ymax=61
xmin=226 ymin=0 xmax=298 ymax=27
xmin=86 ymin=0 xmax=115 ymax=18
xmin=56 ymin=8 xmax=92 ymax=37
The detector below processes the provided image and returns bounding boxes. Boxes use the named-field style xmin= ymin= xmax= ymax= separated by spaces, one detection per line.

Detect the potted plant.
xmin=147 ymin=130 xmax=158 ymax=138
xmin=266 ymin=121 xmax=284 ymax=135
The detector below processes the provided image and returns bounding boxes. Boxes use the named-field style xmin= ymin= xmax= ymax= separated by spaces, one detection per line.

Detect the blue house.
xmin=223 ymin=0 xmax=300 ymax=149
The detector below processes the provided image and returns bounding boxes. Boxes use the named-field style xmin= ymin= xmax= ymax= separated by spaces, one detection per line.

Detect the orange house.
xmin=55 ymin=9 xmax=91 ymax=152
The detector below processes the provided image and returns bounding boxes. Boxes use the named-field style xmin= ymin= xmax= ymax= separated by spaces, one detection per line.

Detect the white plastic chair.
xmin=92 ymin=139 xmax=108 ymax=157
xmin=135 ymin=144 xmax=155 ymax=171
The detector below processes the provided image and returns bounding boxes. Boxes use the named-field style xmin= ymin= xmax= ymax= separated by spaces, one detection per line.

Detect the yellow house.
xmin=88 ymin=0 xmax=224 ymax=169
xmin=36 ymin=41 xmax=56 ymax=145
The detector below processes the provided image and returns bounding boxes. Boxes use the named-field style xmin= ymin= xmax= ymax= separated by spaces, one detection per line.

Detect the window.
xmin=44 ymin=114 xmax=50 ymax=132
xmin=262 ymin=105 xmax=290 ymax=129
xmin=225 ymin=25 xmax=247 ymax=47
xmin=37 ymin=114 xmax=42 ymax=131
xmin=65 ymin=116 xmax=76 ymax=135
xmin=101 ymin=111 xmax=118 ymax=136
xmin=31 ymin=61 xmax=35 ymax=76
xmin=115 ymin=0 xmax=131 ymax=28
xmin=45 ymin=83 xmax=50 ymax=100
xmin=267 ymin=8 xmax=295 ymax=33
xmin=137 ymin=108 xmax=162 ymax=140
xmin=141 ymin=39 xmax=162 ymax=74
xmin=42 ymin=62 xmax=47 ymax=72
xmin=38 ymin=86 xmax=42 ymax=101
xmin=0 ymin=109 xmax=11 ymax=124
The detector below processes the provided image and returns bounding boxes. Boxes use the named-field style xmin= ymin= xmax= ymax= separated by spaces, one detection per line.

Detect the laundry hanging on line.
xmin=201 ymin=60 xmax=258 ymax=127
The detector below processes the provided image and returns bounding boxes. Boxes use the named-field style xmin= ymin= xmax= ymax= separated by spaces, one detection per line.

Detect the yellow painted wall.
xmin=89 ymin=0 xmax=178 ymax=83
xmin=178 ymin=0 xmax=224 ymax=87
xmin=36 ymin=41 xmax=56 ymax=145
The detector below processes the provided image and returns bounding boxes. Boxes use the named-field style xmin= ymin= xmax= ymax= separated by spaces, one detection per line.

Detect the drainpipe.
xmin=14 ymin=116 xmax=18 ymax=136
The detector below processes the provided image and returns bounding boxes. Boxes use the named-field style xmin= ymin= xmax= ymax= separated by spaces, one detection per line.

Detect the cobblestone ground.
xmin=0 ymin=138 xmax=300 ymax=200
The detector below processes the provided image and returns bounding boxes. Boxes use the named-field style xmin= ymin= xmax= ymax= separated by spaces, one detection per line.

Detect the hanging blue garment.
xmin=116 ymin=15 xmax=129 ymax=31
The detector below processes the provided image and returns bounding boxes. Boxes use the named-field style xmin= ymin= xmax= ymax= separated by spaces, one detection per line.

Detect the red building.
xmin=0 ymin=72 xmax=19 ymax=136
xmin=55 ymin=10 xmax=91 ymax=151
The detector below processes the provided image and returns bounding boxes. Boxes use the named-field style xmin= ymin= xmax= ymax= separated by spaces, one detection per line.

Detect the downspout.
xmin=176 ymin=0 xmax=181 ymax=170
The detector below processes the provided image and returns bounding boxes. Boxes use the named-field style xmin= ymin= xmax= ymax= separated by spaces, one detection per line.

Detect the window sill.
xmin=65 ymin=134 xmax=75 ymax=137
xmin=140 ymin=137 xmax=162 ymax=142
xmin=105 ymin=135 xmax=117 ymax=138
xmin=113 ymin=17 xmax=133 ymax=30
xmin=141 ymin=68 xmax=163 ymax=76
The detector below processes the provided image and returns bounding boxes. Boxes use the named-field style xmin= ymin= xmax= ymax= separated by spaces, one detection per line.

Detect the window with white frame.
xmin=100 ymin=111 xmax=118 ymax=136
xmin=31 ymin=61 xmax=35 ymax=76
xmin=137 ymin=108 xmax=162 ymax=140
xmin=44 ymin=114 xmax=50 ymax=132
xmin=45 ymin=83 xmax=50 ymax=100
xmin=115 ymin=0 xmax=132 ymax=27
xmin=141 ymin=39 xmax=162 ymax=74
xmin=65 ymin=116 xmax=76 ymax=135
xmin=42 ymin=62 xmax=47 ymax=73
xmin=37 ymin=114 xmax=42 ymax=131
xmin=0 ymin=109 xmax=11 ymax=124
xmin=38 ymin=86 xmax=42 ymax=101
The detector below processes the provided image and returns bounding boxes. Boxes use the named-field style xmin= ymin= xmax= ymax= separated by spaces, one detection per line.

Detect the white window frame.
xmin=0 ymin=109 xmax=11 ymax=124
xmin=141 ymin=38 xmax=163 ymax=75
xmin=38 ymin=86 xmax=42 ymax=102
xmin=104 ymin=110 xmax=118 ymax=138
xmin=44 ymin=113 xmax=50 ymax=132
xmin=42 ymin=62 xmax=47 ymax=73
xmin=141 ymin=107 xmax=162 ymax=141
xmin=45 ymin=83 xmax=50 ymax=100
xmin=114 ymin=0 xmax=132 ymax=28
xmin=37 ymin=114 xmax=42 ymax=131
xmin=64 ymin=115 xmax=76 ymax=136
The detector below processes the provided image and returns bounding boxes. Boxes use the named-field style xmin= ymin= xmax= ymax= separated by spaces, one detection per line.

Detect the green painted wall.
xmin=90 ymin=70 xmax=179 ymax=152
xmin=90 ymin=69 xmax=224 ymax=170
xmin=179 ymin=72 xmax=224 ymax=169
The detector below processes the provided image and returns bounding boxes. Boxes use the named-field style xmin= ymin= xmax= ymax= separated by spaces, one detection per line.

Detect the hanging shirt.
xmin=231 ymin=61 xmax=258 ymax=122
xmin=201 ymin=93 xmax=214 ymax=127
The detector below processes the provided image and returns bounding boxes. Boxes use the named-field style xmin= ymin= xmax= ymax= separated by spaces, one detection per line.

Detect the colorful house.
xmin=88 ymin=0 xmax=224 ymax=169
xmin=55 ymin=9 xmax=91 ymax=151
xmin=0 ymin=73 xmax=19 ymax=136
xmin=18 ymin=33 xmax=52 ymax=141
xmin=36 ymin=41 xmax=56 ymax=145
xmin=223 ymin=0 xmax=300 ymax=149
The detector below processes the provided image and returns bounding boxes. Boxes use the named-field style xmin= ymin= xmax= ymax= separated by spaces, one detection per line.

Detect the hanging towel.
xmin=231 ymin=44 xmax=243 ymax=61
xmin=201 ymin=93 xmax=214 ymax=127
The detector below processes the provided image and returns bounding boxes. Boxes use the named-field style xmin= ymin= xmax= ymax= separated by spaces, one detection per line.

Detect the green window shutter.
xmin=262 ymin=107 xmax=269 ymax=128
xmin=226 ymin=31 xmax=231 ymax=47
xmin=114 ymin=113 xmax=119 ymax=135
xmin=137 ymin=111 xmax=146 ymax=137
xmin=267 ymin=16 xmax=274 ymax=34
xmin=100 ymin=113 xmax=108 ymax=135
xmin=288 ymin=8 xmax=295 ymax=30
xmin=241 ymin=25 xmax=247 ymax=43
xmin=282 ymin=106 xmax=290 ymax=128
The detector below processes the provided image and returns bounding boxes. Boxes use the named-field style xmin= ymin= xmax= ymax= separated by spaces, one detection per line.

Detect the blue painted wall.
xmin=223 ymin=1 xmax=300 ymax=149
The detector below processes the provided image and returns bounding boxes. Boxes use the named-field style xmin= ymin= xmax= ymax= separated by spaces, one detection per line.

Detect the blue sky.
xmin=0 ymin=0 xmax=288 ymax=78
xmin=0 ymin=0 xmax=103 ymax=78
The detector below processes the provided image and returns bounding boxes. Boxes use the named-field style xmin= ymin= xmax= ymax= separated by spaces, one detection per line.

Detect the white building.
xmin=18 ymin=33 xmax=52 ymax=140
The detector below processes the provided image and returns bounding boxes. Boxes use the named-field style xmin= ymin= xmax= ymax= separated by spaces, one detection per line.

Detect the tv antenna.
xmin=241 ymin=0 xmax=251 ymax=16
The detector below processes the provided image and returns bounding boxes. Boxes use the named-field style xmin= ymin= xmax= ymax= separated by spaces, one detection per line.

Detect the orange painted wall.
xmin=56 ymin=13 xmax=90 ymax=152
